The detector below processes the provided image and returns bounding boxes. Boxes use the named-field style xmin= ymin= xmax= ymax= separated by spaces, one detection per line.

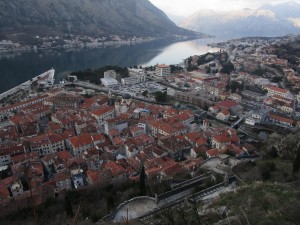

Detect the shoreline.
xmin=0 ymin=69 xmax=55 ymax=104
xmin=0 ymin=35 xmax=206 ymax=56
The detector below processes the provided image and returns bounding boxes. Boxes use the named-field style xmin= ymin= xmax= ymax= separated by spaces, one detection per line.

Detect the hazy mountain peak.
xmin=226 ymin=9 xmax=275 ymax=19
xmin=180 ymin=5 xmax=300 ymax=38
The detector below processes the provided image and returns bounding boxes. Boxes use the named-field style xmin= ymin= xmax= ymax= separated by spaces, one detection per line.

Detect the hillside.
xmin=208 ymin=182 xmax=300 ymax=225
xmin=180 ymin=2 xmax=300 ymax=38
xmin=0 ymin=0 xmax=199 ymax=43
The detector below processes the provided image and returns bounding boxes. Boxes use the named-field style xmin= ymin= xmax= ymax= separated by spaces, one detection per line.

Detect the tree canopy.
xmin=71 ymin=65 xmax=129 ymax=84
xmin=155 ymin=91 xmax=167 ymax=102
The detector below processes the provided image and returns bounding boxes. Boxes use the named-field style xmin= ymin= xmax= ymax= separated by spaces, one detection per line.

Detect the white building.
xmin=11 ymin=180 xmax=24 ymax=196
xmin=263 ymin=85 xmax=293 ymax=99
xmin=0 ymin=154 xmax=11 ymax=167
xmin=104 ymin=70 xmax=117 ymax=79
xmin=67 ymin=133 xmax=94 ymax=156
xmin=54 ymin=171 xmax=72 ymax=192
xmin=121 ymin=69 xmax=146 ymax=85
xmin=155 ymin=64 xmax=171 ymax=77
xmin=101 ymin=77 xmax=118 ymax=87
xmin=30 ymin=134 xmax=65 ymax=156
xmin=91 ymin=106 xmax=115 ymax=125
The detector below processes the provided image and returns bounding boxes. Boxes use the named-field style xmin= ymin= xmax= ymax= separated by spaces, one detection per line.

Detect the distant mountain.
xmin=180 ymin=2 xmax=300 ymax=38
xmin=0 ymin=0 xmax=200 ymax=43
xmin=166 ymin=13 xmax=187 ymax=25
xmin=261 ymin=1 xmax=300 ymax=19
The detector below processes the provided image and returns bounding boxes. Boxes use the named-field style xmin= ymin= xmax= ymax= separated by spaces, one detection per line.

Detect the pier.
xmin=0 ymin=69 xmax=55 ymax=102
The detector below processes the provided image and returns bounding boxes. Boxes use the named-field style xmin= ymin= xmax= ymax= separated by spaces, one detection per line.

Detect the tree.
xmin=155 ymin=91 xmax=167 ymax=102
xmin=228 ymin=80 xmax=244 ymax=93
xmin=170 ymin=65 xmax=184 ymax=73
xmin=64 ymin=195 xmax=74 ymax=218
xmin=140 ymin=165 xmax=146 ymax=196
xmin=220 ymin=61 xmax=234 ymax=74
xmin=259 ymin=161 xmax=276 ymax=181
xmin=293 ymin=148 xmax=300 ymax=173
xmin=141 ymin=90 xmax=148 ymax=97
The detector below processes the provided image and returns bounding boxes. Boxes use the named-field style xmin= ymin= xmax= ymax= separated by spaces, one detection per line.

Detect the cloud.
xmin=149 ymin=0 xmax=300 ymax=16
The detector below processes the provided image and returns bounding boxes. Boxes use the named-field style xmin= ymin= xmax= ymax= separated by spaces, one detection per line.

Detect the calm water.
xmin=0 ymin=38 xmax=220 ymax=93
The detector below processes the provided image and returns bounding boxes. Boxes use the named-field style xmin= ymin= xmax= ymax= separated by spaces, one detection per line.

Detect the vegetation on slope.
xmin=212 ymin=182 xmax=300 ymax=225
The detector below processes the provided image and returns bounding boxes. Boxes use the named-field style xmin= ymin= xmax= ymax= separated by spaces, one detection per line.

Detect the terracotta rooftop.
xmin=213 ymin=134 xmax=231 ymax=143
xmin=68 ymin=133 xmax=93 ymax=148
xmin=269 ymin=113 xmax=295 ymax=124
xmin=91 ymin=106 xmax=114 ymax=117
xmin=265 ymin=84 xmax=289 ymax=94
xmin=206 ymin=148 xmax=219 ymax=157
xmin=216 ymin=100 xmax=238 ymax=109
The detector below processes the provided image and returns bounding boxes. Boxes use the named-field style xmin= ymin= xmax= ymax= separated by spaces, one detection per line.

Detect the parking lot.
xmin=111 ymin=81 xmax=168 ymax=97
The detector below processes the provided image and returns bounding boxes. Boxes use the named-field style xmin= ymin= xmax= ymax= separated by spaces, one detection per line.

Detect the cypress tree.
xmin=293 ymin=148 xmax=300 ymax=173
xmin=65 ymin=195 xmax=74 ymax=218
xmin=140 ymin=165 xmax=146 ymax=196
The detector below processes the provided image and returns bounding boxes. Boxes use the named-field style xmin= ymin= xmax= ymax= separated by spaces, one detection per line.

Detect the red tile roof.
xmin=196 ymin=137 xmax=208 ymax=146
xmin=265 ymin=84 xmax=289 ymax=94
xmin=185 ymin=132 xmax=202 ymax=143
xmin=206 ymin=148 xmax=219 ymax=157
xmin=0 ymin=175 xmax=19 ymax=187
xmin=104 ymin=161 xmax=126 ymax=177
xmin=216 ymin=100 xmax=238 ymax=109
xmin=213 ymin=134 xmax=231 ymax=143
xmin=54 ymin=171 xmax=71 ymax=183
xmin=92 ymin=133 xmax=106 ymax=142
xmin=269 ymin=113 xmax=295 ymax=124
xmin=0 ymin=186 xmax=10 ymax=198
xmin=0 ymin=95 xmax=49 ymax=112
xmin=11 ymin=152 xmax=39 ymax=164
xmin=56 ymin=150 xmax=72 ymax=160
xmin=91 ymin=106 xmax=114 ymax=117
xmin=0 ymin=145 xmax=25 ymax=157
xmin=86 ymin=169 xmax=100 ymax=184
xmin=219 ymin=109 xmax=230 ymax=116
xmin=112 ymin=137 xmax=123 ymax=146
xmin=48 ymin=121 xmax=63 ymax=131
xmin=161 ymin=163 xmax=183 ymax=178
xmin=68 ymin=133 xmax=93 ymax=148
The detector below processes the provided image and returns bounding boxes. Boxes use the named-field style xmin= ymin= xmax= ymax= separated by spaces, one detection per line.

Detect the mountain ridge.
xmin=180 ymin=2 xmax=300 ymax=38
xmin=0 ymin=0 xmax=200 ymax=43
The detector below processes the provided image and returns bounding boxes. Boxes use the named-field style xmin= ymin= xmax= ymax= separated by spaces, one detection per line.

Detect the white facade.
xmin=155 ymin=64 xmax=171 ymax=77
xmin=104 ymin=70 xmax=117 ymax=79
xmin=30 ymin=135 xmax=65 ymax=157
xmin=216 ymin=111 xmax=230 ymax=121
xmin=11 ymin=181 xmax=24 ymax=196
xmin=101 ymin=77 xmax=118 ymax=87
xmin=245 ymin=117 xmax=256 ymax=126
xmin=121 ymin=75 xmax=146 ymax=85
xmin=0 ymin=154 xmax=11 ymax=167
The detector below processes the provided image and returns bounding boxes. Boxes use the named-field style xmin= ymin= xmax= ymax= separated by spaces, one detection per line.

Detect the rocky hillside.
xmin=180 ymin=2 xmax=300 ymax=38
xmin=0 ymin=0 xmax=198 ymax=42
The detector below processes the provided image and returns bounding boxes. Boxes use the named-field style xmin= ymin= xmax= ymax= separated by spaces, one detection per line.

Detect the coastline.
xmin=0 ymin=35 xmax=206 ymax=55
xmin=0 ymin=69 xmax=55 ymax=105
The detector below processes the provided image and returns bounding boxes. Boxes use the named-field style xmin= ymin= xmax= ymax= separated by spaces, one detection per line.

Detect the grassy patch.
xmin=212 ymin=182 xmax=300 ymax=225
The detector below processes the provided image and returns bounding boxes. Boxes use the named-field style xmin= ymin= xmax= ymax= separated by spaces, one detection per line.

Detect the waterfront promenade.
xmin=0 ymin=69 xmax=55 ymax=101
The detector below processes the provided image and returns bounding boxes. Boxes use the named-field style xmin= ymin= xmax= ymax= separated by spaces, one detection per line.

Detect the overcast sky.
xmin=149 ymin=0 xmax=300 ymax=16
